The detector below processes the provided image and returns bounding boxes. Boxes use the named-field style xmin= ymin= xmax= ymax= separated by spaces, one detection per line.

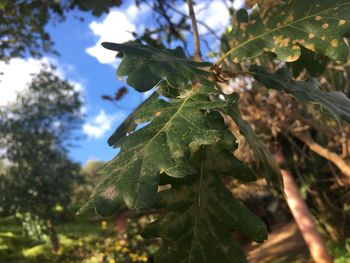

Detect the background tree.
xmin=0 ymin=68 xmax=83 ymax=251
xmin=0 ymin=0 xmax=122 ymax=61
xmin=71 ymin=159 xmax=105 ymax=207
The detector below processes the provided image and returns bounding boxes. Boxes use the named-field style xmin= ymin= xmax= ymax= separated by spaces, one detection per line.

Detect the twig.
xmin=293 ymin=132 xmax=350 ymax=178
xmin=156 ymin=0 xmax=182 ymax=40
xmin=165 ymin=3 xmax=221 ymax=40
xmin=186 ymin=0 xmax=202 ymax=61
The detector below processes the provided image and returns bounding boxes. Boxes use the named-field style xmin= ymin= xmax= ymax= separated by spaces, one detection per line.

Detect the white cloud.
xmin=83 ymin=110 xmax=124 ymax=139
xmin=176 ymin=1 xmax=244 ymax=37
xmin=0 ymin=57 xmax=85 ymax=107
xmin=85 ymin=4 xmax=151 ymax=65
xmin=195 ymin=1 xmax=230 ymax=36
xmin=0 ymin=58 xmax=43 ymax=106
xmin=85 ymin=1 xmax=245 ymax=64
xmin=85 ymin=10 xmax=135 ymax=65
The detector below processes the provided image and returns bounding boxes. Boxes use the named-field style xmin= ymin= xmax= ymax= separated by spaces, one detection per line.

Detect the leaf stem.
xmin=186 ymin=0 xmax=202 ymax=61
xmin=215 ymin=47 xmax=236 ymax=66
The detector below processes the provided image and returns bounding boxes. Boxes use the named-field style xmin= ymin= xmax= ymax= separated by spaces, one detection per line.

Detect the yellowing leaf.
xmin=222 ymin=0 xmax=350 ymax=64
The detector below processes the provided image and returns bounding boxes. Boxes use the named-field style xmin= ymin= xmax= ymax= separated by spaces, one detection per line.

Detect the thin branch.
xmin=165 ymin=3 xmax=221 ymax=40
xmin=293 ymin=132 xmax=350 ymax=178
xmin=186 ymin=0 xmax=202 ymax=61
xmin=156 ymin=0 xmax=182 ymax=40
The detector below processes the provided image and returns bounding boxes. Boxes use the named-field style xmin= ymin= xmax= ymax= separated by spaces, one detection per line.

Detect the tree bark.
xmin=46 ymin=219 xmax=60 ymax=253
xmin=275 ymin=151 xmax=332 ymax=263
xmin=293 ymin=132 xmax=350 ymax=179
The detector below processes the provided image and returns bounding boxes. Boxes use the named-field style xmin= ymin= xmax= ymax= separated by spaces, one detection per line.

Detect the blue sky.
xmin=0 ymin=1 xmax=243 ymax=164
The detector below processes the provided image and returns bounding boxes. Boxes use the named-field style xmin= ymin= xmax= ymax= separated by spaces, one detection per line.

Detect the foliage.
xmin=0 ymin=216 xmax=157 ymax=263
xmin=80 ymin=0 xmax=350 ymax=262
xmin=0 ymin=0 xmax=122 ymax=60
xmin=72 ymin=160 xmax=106 ymax=207
xmin=327 ymin=239 xmax=350 ymax=263
xmin=102 ymin=41 xmax=211 ymax=92
xmin=0 ymin=68 xmax=83 ymax=242
xmin=250 ymin=65 xmax=350 ymax=122
xmin=142 ymin=148 xmax=266 ymax=263
xmin=222 ymin=0 xmax=350 ymax=64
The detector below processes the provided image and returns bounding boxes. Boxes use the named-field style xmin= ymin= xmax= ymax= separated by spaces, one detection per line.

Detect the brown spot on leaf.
xmin=286 ymin=15 xmax=294 ymax=23
xmin=174 ymin=150 xmax=184 ymax=158
xmin=274 ymin=35 xmax=284 ymax=46
xmin=331 ymin=39 xmax=338 ymax=47
xmin=339 ymin=19 xmax=346 ymax=26
xmin=248 ymin=33 xmax=255 ymax=39
xmin=155 ymin=111 xmax=162 ymax=117
xmin=305 ymin=44 xmax=315 ymax=51
xmin=315 ymin=16 xmax=322 ymax=21
xmin=240 ymin=23 xmax=248 ymax=30
xmin=287 ymin=55 xmax=299 ymax=62
xmin=308 ymin=33 xmax=315 ymax=39
xmin=322 ymin=23 xmax=329 ymax=29
xmin=100 ymin=186 xmax=118 ymax=200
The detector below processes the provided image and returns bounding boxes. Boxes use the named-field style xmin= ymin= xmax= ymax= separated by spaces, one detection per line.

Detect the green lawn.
xmin=0 ymin=217 xmax=100 ymax=262
xmin=0 ymin=216 xmax=155 ymax=263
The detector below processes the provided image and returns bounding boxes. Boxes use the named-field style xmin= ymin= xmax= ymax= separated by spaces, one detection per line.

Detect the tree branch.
xmin=293 ymin=132 xmax=350 ymax=178
xmin=165 ymin=3 xmax=221 ymax=40
xmin=186 ymin=0 xmax=202 ymax=61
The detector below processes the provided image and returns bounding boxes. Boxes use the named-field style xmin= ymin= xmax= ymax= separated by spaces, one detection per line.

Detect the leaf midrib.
xmin=188 ymin=161 xmax=205 ymax=262
xmin=135 ymin=92 xmax=194 ymax=206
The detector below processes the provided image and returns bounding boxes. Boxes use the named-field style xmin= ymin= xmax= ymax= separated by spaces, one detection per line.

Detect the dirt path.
xmin=246 ymin=222 xmax=312 ymax=263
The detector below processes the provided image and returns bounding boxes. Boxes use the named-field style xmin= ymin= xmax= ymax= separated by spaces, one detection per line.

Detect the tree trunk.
xmin=275 ymin=151 xmax=332 ymax=263
xmin=46 ymin=219 xmax=60 ymax=253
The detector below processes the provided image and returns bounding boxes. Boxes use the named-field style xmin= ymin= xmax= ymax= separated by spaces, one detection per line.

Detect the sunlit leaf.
xmin=225 ymin=0 xmax=350 ymax=64
xmin=102 ymin=41 xmax=211 ymax=92
xmin=107 ymin=92 xmax=158 ymax=147
xmin=79 ymin=85 xmax=235 ymax=216
xmin=288 ymin=45 xmax=329 ymax=77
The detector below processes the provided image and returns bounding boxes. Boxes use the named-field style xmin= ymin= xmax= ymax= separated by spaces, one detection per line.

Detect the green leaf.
xmin=102 ymin=41 xmax=211 ymax=92
xmin=227 ymin=94 xmax=283 ymax=192
xmin=205 ymin=145 xmax=257 ymax=183
xmin=288 ymin=45 xmax=329 ymax=77
xmin=79 ymin=85 xmax=236 ymax=216
xmin=142 ymin=150 xmax=267 ymax=263
xmin=250 ymin=65 xmax=350 ymax=122
xmin=108 ymin=92 xmax=159 ymax=147
xmin=225 ymin=1 xmax=350 ymax=64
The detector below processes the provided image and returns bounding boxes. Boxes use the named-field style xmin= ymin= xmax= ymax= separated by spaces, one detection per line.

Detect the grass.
xmin=0 ymin=215 xmax=156 ymax=263
xmin=0 ymin=217 xmax=105 ymax=262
